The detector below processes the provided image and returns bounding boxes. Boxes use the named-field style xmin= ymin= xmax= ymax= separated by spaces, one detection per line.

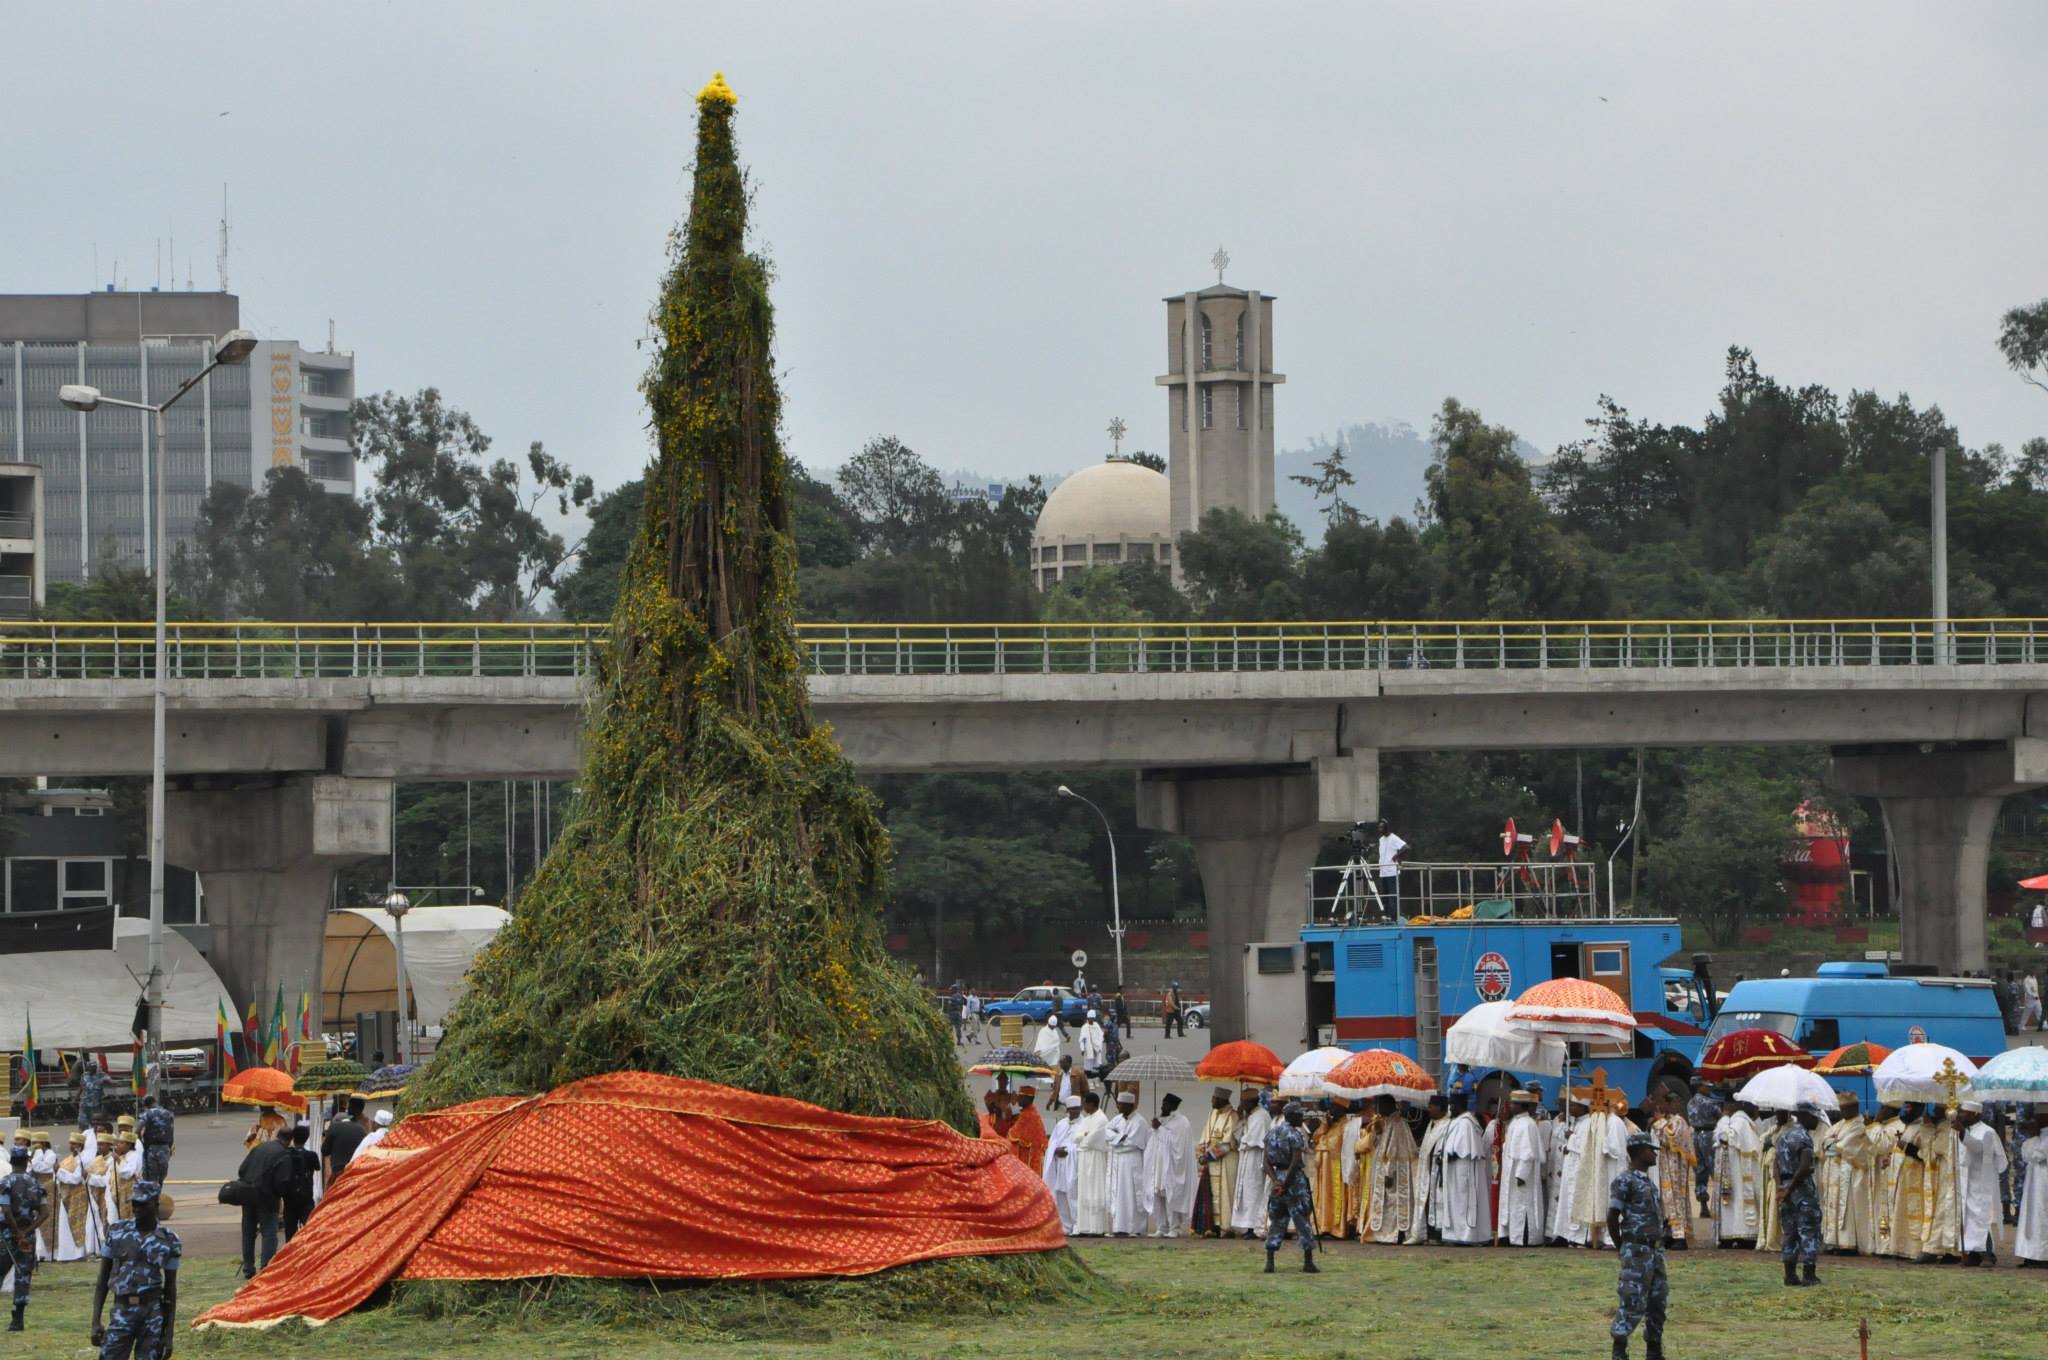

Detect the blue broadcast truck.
xmin=1242 ymin=859 xmax=2007 ymax=1110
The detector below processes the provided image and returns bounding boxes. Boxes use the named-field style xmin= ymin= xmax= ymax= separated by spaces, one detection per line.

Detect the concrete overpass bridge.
xmin=6 ymin=617 xmax=2047 ymax=1037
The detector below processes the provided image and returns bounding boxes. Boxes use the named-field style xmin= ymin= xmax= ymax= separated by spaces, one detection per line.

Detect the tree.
xmin=1298 ymin=515 xmax=1433 ymax=618
xmin=1645 ymin=752 xmax=1807 ymax=946
xmin=1288 ymin=439 xmax=1359 ymax=527
xmin=410 ymin=75 xmax=968 ymax=1132
xmin=551 ymin=479 xmax=645 ymax=622
xmin=836 ymin=435 xmax=950 ymax=559
xmin=1747 ymin=496 xmax=1994 ymax=619
xmin=351 ymin=388 xmax=594 ymax=618
xmin=1175 ymin=508 xmax=1304 ymax=619
xmin=1122 ymin=450 xmax=1166 ymax=474
xmin=172 ymin=467 xmax=402 ymax=620
xmin=1998 ymin=298 xmax=2048 ymax=395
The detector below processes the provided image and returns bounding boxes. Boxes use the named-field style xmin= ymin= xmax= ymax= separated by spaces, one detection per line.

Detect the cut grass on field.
xmin=14 ymin=1240 xmax=2042 ymax=1360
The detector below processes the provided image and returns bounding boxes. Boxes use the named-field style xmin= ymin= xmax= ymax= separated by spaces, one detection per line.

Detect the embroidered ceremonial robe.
xmin=1713 ymin=1110 xmax=1764 ymax=1244
xmin=1196 ymin=1105 xmax=1239 ymax=1234
xmin=1651 ymin=1114 xmax=1695 ymax=1241
xmin=1365 ymin=1112 xmax=1418 ymax=1243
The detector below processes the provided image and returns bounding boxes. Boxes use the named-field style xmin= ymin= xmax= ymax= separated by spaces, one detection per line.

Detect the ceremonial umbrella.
xmin=1194 ymin=1039 xmax=1284 ymax=1087
xmin=1105 ymin=1053 xmax=1198 ymax=1084
xmin=1970 ymin=1046 xmax=2048 ymax=1102
xmin=967 ymin=1048 xmax=1056 ymax=1079
xmin=1276 ymin=1046 xmax=1351 ymax=1099
xmin=221 ymin=1066 xmax=308 ymax=1115
xmin=1324 ymin=1048 xmax=1435 ymax=1104
xmin=1814 ymin=1042 xmax=1890 ymax=1076
xmin=357 ymin=1063 xmax=415 ymax=1101
xmin=1446 ymin=1000 xmax=1567 ymax=1076
xmin=1873 ymin=1043 xmax=1979 ymax=1108
xmin=1506 ymin=978 xmax=1637 ymax=1045
xmin=2017 ymin=873 xmax=2048 ymax=890
xmin=1735 ymin=1063 xmax=1840 ymax=1113
xmin=1697 ymin=1029 xmax=1813 ymax=1084
xmin=294 ymin=1058 xmax=367 ymax=1098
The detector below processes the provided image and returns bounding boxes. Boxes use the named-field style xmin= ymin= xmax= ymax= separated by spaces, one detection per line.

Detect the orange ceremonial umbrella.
xmin=1194 ymin=1040 xmax=1285 ymax=1087
xmin=1814 ymin=1041 xmax=1890 ymax=1076
xmin=1323 ymin=1048 xmax=1435 ymax=1104
xmin=1506 ymin=978 xmax=1637 ymax=1045
xmin=221 ymin=1066 xmax=309 ymax=1114
xmin=1698 ymin=1029 xmax=1813 ymax=1084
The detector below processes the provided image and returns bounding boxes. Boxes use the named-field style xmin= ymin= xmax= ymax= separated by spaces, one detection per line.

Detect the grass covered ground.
xmin=14 ymin=1239 xmax=2042 ymax=1359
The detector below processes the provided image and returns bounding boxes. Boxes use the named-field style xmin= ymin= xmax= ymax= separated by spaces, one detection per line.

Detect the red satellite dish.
xmin=1501 ymin=817 xmax=1518 ymax=858
xmin=1548 ymin=819 xmax=1565 ymax=857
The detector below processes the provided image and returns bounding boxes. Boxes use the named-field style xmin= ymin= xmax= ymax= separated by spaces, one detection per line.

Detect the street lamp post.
xmin=1057 ymin=784 xmax=1124 ymax=986
xmin=61 ymin=330 xmax=256 ymax=1098
xmin=382 ymin=890 xmax=413 ymax=1066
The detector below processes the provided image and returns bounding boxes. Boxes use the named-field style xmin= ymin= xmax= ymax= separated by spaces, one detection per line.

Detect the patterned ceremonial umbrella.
xmin=1970 ymin=1046 xmax=2048 ymax=1102
xmin=1105 ymin=1053 xmax=1198 ymax=1084
xmin=1814 ymin=1041 xmax=1890 ymax=1076
xmin=1873 ymin=1042 xmax=1979 ymax=1107
xmin=1697 ymin=1028 xmax=1814 ymax=1084
xmin=221 ymin=1066 xmax=309 ymax=1114
xmin=1736 ymin=1063 xmax=1840 ymax=1112
xmin=357 ymin=1063 xmax=415 ymax=1101
xmin=967 ymin=1048 xmax=1057 ymax=1079
xmin=1323 ymin=1048 xmax=1435 ymax=1104
xmin=1276 ymin=1046 xmax=1351 ymax=1099
xmin=1506 ymin=978 xmax=1637 ymax=1045
xmin=1194 ymin=1040 xmax=1284 ymax=1087
xmin=294 ymin=1058 xmax=368 ymax=1098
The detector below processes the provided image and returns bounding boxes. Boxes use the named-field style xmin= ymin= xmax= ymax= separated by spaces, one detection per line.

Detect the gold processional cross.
xmin=1931 ymin=1056 xmax=1970 ymax=1113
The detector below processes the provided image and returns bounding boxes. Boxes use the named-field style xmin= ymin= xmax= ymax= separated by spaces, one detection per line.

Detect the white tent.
xmin=0 ymin=918 xmax=236 ymax=1049
xmin=322 ymin=905 xmax=510 ymax=1029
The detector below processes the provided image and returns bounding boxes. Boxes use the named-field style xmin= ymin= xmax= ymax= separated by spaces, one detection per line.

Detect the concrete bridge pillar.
xmin=167 ymin=775 xmax=392 ymax=1013
xmin=1138 ymin=747 xmax=1377 ymax=1043
xmin=1826 ymin=740 xmax=2048 ymax=975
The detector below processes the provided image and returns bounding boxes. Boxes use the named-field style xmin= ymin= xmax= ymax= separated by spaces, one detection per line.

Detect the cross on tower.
xmin=1211 ymin=246 xmax=1230 ymax=284
xmin=1107 ymin=416 xmax=1127 ymax=456
xmin=1932 ymin=1055 xmax=1970 ymax=1112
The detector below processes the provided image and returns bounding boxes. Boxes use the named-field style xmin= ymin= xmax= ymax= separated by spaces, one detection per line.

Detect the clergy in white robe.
xmin=1104 ymin=1093 xmax=1153 ymax=1235
xmin=1231 ymin=1095 xmax=1274 ymax=1235
xmin=1439 ymin=1096 xmax=1490 ymax=1244
xmin=1364 ymin=1096 xmax=1419 ymax=1243
xmin=28 ymin=1137 xmax=59 ymax=1260
xmin=1144 ymin=1095 xmax=1197 ymax=1237
xmin=52 ymin=1132 xmax=93 ymax=1262
xmin=1955 ymin=1102 xmax=2009 ymax=1260
xmin=1032 ymin=1016 xmax=1064 ymax=1070
xmin=1819 ymin=1097 xmax=1879 ymax=1255
xmin=1713 ymin=1104 xmax=1765 ymax=1246
xmin=1409 ymin=1097 xmax=1450 ymax=1244
xmin=1074 ymin=1095 xmax=1112 ymax=1235
xmin=1572 ymin=1102 xmax=1627 ymax=1248
xmin=1042 ymin=1097 xmax=1084 ymax=1233
xmin=2015 ymin=1122 xmax=2047 ymax=1265
xmin=1543 ymin=1101 xmax=1574 ymax=1241
xmin=1196 ymin=1091 xmax=1241 ymax=1238
xmin=1497 ymin=1093 xmax=1547 ymax=1245
xmin=1549 ymin=1099 xmax=1594 ymax=1245
xmin=1077 ymin=1014 xmax=1106 ymax=1073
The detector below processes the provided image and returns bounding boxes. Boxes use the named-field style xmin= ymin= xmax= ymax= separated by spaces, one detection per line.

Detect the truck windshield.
xmin=1704 ymin=1010 xmax=1797 ymax=1046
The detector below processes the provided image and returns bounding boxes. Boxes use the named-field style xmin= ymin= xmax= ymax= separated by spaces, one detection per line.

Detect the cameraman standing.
xmin=1376 ymin=819 xmax=1409 ymax=915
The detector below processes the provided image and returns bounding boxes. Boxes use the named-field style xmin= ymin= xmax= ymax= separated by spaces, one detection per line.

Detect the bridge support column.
xmin=1826 ymin=741 xmax=2048 ymax=975
xmin=167 ymin=775 xmax=392 ymax=1012
xmin=1138 ymin=749 xmax=1377 ymax=1044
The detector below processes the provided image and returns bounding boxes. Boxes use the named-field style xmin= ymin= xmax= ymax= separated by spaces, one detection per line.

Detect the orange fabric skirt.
xmin=196 ymin=1072 xmax=1064 ymax=1330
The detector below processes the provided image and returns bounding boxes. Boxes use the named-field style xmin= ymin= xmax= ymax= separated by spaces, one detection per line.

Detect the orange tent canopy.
xmin=196 ymin=1073 xmax=1063 ymax=1331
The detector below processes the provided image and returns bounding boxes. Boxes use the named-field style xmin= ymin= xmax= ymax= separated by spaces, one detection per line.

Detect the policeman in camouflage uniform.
xmin=1776 ymin=1101 xmax=1823 ymax=1287
xmin=91 ymin=1179 xmax=181 ymax=1360
xmin=1605 ymin=1131 xmax=1668 ymax=1360
xmin=1685 ymin=1081 xmax=1719 ymax=1216
xmin=3 ymin=1142 xmax=48 ymax=1332
xmin=136 ymin=1097 xmax=176 ymax=1184
xmin=1263 ymin=1101 xmax=1319 ymax=1274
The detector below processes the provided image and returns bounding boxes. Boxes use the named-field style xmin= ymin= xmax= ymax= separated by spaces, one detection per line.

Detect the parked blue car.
xmin=980 ymin=986 xmax=1091 ymax=1037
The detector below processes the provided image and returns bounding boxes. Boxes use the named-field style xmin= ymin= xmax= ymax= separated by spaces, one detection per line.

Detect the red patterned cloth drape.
xmin=197 ymin=1072 xmax=1065 ymax=1330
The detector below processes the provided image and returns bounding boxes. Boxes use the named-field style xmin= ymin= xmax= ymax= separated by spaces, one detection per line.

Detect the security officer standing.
xmin=1263 ymin=1101 xmax=1319 ymax=1274
xmin=90 ymin=1179 xmax=180 ymax=1360
xmin=1777 ymin=1101 xmax=1824 ymax=1286
xmin=1604 ymin=1131 xmax=1668 ymax=1360
xmin=136 ymin=1095 xmax=176 ymax=1184
xmin=2 ymin=1141 xmax=48 ymax=1332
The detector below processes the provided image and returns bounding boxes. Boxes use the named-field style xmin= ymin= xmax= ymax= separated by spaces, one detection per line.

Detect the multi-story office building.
xmin=0 ymin=461 xmax=44 ymax=617
xmin=0 ymin=290 xmax=355 ymax=584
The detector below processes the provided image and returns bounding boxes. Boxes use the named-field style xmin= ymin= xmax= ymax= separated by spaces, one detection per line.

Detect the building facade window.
xmin=1200 ymin=386 xmax=1214 ymax=429
xmin=1237 ymin=383 xmax=1247 ymax=430
xmin=1235 ymin=313 xmax=1245 ymax=366
xmin=1200 ymin=313 xmax=1213 ymax=368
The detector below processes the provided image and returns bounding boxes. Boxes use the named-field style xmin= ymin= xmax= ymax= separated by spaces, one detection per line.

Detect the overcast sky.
xmin=10 ymin=2 xmax=2046 ymax=505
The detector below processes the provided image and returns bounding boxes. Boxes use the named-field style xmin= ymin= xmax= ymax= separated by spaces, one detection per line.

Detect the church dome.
xmin=1034 ymin=460 xmax=1169 ymax=544
xmin=1030 ymin=460 xmax=1173 ymax=591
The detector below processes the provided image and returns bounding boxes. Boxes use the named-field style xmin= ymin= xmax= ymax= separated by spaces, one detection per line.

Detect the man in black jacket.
xmin=236 ymin=1129 xmax=292 ymax=1277
xmin=281 ymin=1125 xmax=320 ymax=1241
xmin=321 ymin=1097 xmax=369 ymax=1184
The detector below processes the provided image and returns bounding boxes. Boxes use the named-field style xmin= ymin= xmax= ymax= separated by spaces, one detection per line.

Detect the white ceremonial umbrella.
xmin=1872 ymin=1042 xmax=1980 ymax=1107
xmin=1446 ymin=1000 xmax=1568 ymax=1077
xmin=1736 ymin=1063 xmax=1840 ymax=1113
xmin=1276 ymin=1046 xmax=1352 ymax=1099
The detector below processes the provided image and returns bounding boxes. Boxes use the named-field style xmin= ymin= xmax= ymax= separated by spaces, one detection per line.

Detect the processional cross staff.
xmin=1932 ymin=1056 xmax=1969 ymax=1113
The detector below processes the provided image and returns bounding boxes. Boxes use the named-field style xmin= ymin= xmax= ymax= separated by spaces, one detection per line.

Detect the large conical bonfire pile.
xmin=407 ymin=73 xmax=970 ymax=1132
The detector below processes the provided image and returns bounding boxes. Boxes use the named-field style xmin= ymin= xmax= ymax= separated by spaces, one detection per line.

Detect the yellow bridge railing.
xmin=0 ymin=618 xmax=2044 ymax=681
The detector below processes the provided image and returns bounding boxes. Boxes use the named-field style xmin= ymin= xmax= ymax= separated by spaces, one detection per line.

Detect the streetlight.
xmin=382 ymin=890 xmax=413 ymax=1066
xmin=1057 ymin=784 xmax=1125 ymax=986
xmin=60 ymin=329 xmax=257 ymax=1098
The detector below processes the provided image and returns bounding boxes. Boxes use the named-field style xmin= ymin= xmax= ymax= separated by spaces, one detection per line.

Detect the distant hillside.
xmin=1276 ymin=421 xmax=1434 ymax=530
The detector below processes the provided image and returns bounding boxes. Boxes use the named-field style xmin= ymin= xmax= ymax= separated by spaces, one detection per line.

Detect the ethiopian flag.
xmin=243 ymin=1001 xmax=261 ymax=1064
xmin=129 ymin=1037 xmax=145 ymax=1098
xmin=293 ymin=991 xmax=312 ymax=1075
xmin=18 ymin=1010 xmax=36 ymax=1114
xmin=217 ymin=999 xmax=239 ymax=1079
xmin=266 ymin=983 xmax=285 ymax=1066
